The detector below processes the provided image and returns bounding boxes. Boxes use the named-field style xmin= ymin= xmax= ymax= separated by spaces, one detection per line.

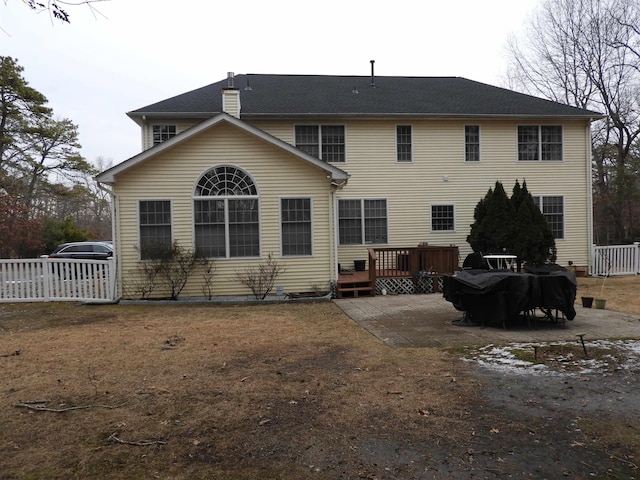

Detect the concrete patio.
xmin=334 ymin=293 xmax=640 ymax=348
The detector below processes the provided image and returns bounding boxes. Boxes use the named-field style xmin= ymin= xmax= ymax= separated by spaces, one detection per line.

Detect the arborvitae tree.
xmin=467 ymin=181 xmax=516 ymax=254
xmin=511 ymin=180 xmax=557 ymax=266
xmin=468 ymin=179 xmax=556 ymax=267
xmin=511 ymin=179 xmax=525 ymax=212
xmin=486 ymin=181 xmax=516 ymax=251
xmin=467 ymin=189 xmax=491 ymax=253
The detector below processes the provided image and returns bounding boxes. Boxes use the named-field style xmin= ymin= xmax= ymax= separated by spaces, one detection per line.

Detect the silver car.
xmin=49 ymin=241 xmax=114 ymax=260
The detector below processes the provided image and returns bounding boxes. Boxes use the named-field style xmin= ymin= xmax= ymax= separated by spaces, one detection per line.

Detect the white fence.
xmin=0 ymin=258 xmax=117 ymax=303
xmin=591 ymin=243 xmax=640 ymax=276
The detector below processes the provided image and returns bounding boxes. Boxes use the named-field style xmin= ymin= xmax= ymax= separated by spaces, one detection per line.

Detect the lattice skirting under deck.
xmin=375 ymin=275 xmax=442 ymax=295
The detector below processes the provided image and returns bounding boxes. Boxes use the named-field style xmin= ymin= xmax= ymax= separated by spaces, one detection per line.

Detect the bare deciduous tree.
xmin=505 ymin=0 xmax=640 ymax=243
xmin=17 ymin=0 xmax=109 ymax=24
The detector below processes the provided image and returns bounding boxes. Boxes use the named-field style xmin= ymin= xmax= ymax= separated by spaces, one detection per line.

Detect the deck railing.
xmin=368 ymin=245 xmax=459 ymax=280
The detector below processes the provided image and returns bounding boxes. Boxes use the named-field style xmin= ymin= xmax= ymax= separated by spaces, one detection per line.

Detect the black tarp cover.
xmin=442 ymin=270 xmax=577 ymax=326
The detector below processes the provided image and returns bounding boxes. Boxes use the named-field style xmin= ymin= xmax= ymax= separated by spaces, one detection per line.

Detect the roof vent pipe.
xmin=227 ymin=72 xmax=235 ymax=88
xmin=370 ymin=60 xmax=375 ymax=88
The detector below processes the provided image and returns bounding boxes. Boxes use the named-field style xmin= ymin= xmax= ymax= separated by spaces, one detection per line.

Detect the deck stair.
xmin=336 ymin=271 xmax=374 ymax=298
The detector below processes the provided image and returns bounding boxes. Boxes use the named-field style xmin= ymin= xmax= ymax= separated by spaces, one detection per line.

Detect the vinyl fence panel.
xmin=0 ymin=258 xmax=116 ymax=303
xmin=591 ymin=243 xmax=640 ymax=276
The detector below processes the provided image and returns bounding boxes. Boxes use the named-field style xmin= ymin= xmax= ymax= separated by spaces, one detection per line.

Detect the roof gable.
xmin=95 ymin=113 xmax=349 ymax=184
xmin=129 ymin=74 xmax=602 ymax=120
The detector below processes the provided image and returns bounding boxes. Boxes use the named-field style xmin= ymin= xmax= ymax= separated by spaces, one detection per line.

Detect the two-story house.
xmin=96 ymin=71 xmax=600 ymax=299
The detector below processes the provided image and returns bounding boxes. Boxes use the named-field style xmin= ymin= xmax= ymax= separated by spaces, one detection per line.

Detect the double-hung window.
xmin=431 ymin=204 xmax=455 ymax=231
xmin=518 ymin=126 xmax=563 ymax=161
xmin=281 ymin=198 xmax=312 ymax=256
xmin=152 ymin=125 xmax=177 ymax=145
xmin=295 ymin=125 xmax=345 ymax=162
xmin=465 ymin=125 xmax=480 ymax=162
xmin=338 ymin=199 xmax=387 ymax=245
xmin=139 ymin=200 xmax=172 ymax=259
xmin=396 ymin=125 xmax=412 ymax=162
xmin=533 ymin=196 xmax=564 ymax=239
xmin=194 ymin=166 xmax=260 ymax=258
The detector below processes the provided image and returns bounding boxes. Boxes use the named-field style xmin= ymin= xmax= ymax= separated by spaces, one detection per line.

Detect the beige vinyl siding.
xmin=141 ymin=119 xmax=202 ymax=151
xmin=116 ymin=122 xmax=334 ymax=297
xmin=327 ymin=118 xmax=591 ymax=270
xmin=222 ymin=89 xmax=241 ymax=117
xmin=249 ymin=121 xmax=300 ymax=146
xmin=120 ymin=114 xmax=592 ymax=296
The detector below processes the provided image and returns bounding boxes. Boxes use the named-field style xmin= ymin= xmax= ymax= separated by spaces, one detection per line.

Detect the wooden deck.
xmin=337 ymin=269 xmax=444 ymax=298
xmin=336 ymin=246 xmax=459 ymax=298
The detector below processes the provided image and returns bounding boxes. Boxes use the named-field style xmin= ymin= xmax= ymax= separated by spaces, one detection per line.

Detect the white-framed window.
xmin=152 ymin=125 xmax=177 ymax=145
xmin=465 ymin=125 xmax=480 ymax=162
xmin=431 ymin=204 xmax=455 ymax=232
xmin=139 ymin=200 xmax=172 ymax=260
xmin=518 ymin=125 xmax=563 ymax=161
xmin=338 ymin=199 xmax=388 ymax=245
xmin=193 ymin=166 xmax=259 ymax=258
xmin=396 ymin=125 xmax=412 ymax=162
xmin=295 ymin=125 xmax=345 ymax=162
xmin=533 ymin=195 xmax=564 ymax=239
xmin=281 ymin=198 xmax=312 ymax=256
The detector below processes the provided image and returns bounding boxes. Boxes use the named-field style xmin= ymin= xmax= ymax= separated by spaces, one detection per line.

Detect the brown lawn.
xmin=1 ymin=275 xmax=639 ymax=479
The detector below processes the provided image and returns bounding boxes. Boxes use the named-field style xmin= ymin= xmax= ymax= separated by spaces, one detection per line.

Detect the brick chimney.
xmin=222 ymin=72 xmax=241 ymax=118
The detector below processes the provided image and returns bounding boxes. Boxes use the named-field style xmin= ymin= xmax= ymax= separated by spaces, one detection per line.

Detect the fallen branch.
xmin=605 ymin=450 xmax=639 ymax=470
xmin=108 ymin=433 xmax=167 ymax=446
xmin=0 ymin=349 xmax=21 ymax=357
xmin=15 ymin=401 xmax=126 ymax=413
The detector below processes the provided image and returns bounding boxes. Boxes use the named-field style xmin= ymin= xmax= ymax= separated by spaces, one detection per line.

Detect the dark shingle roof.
xmin=128 ymin=74 xmax=600 ymax=119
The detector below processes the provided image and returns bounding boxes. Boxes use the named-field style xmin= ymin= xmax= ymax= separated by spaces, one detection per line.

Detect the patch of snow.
xmin=464 ymin=340 xmax=640 ymax=376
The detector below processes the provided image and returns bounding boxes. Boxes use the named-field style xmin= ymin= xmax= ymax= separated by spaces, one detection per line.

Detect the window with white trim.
xmin=152 ymin=125 xmax=177 ymax=145
xmin=518 ymin=125 xmax=562 ymax=161
xmin=338 ymin=199 xmax=388 ymax=245
xmin=431 ymin=204 xmax=455 ymax=231
xmin=194 ymin=166 xmax=259 ymax=258
xmin=139 ymin=200 xmax=172 ymax=259
xmin=295 ymin=125 xmax=345 ymax=162
xmin=281 ymin=198 xmax=312 ymax=256
xmin=396 ymin=125 xmax=412 ymax=162
xmin=465 ymin=125 xmax=480 ymax=162
xmin=533 ymin=196 xmax=564 ymax=239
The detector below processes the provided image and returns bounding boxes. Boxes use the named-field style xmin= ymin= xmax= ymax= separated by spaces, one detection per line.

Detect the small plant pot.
xmin=581 ymin=296 xmax=594 ymax=308
xmin=594 ymin=298 xmax=606 ymax=309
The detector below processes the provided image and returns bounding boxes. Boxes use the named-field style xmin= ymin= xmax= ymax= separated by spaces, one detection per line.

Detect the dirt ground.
xmin=1 ymin=276 xmax=639 ymax=479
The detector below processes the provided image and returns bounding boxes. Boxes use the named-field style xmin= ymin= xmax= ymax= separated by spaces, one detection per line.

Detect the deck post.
xmin=368 ymin=248 xmax=377 ymax=294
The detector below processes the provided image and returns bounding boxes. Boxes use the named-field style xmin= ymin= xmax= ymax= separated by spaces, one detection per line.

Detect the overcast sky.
xmin=1 ymin=0 xmax=540 ymax=170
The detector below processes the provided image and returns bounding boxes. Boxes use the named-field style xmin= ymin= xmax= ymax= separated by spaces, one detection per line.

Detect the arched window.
xmin=194 ymin=166 xmax=259 ymax=258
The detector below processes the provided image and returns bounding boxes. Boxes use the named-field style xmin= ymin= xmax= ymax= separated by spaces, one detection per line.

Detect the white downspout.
xmin=330 ymin=178 xmax=348 ymax=287
xmin=329 ymin=189 xmax=337 ymax=285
